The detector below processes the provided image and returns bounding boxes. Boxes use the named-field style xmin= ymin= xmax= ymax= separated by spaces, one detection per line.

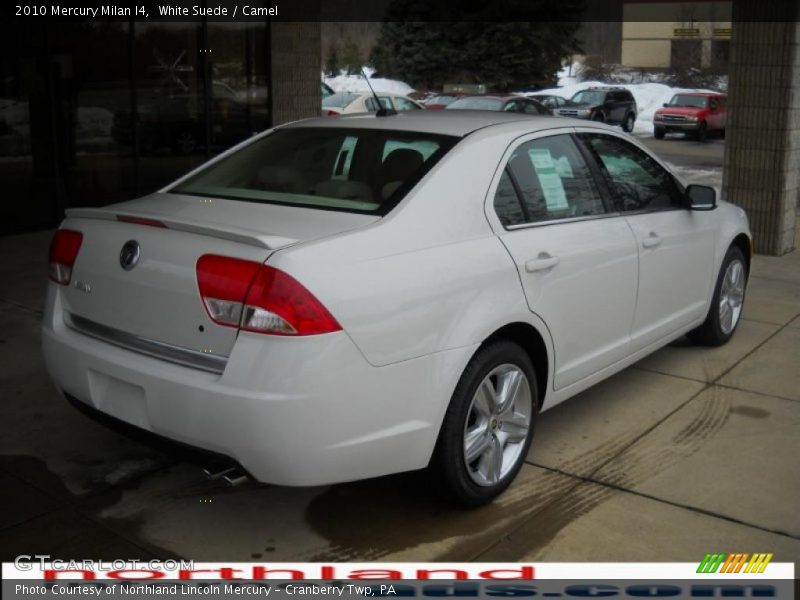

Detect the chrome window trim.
xmin=66 ymin=313 xmax=228 ymax=375
xmin=505 ymin=211 xmax=623 ymax=231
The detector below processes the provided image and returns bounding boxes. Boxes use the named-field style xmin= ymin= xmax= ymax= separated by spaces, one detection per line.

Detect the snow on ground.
xmin=523 ymin=81 xmax=717 ymax=136
xmin=324 ymin=67 xmax=415 ymax=96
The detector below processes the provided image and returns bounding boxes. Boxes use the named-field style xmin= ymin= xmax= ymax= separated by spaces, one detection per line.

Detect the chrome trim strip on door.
xmin=66 ymin=313 xmax=228 ymax=374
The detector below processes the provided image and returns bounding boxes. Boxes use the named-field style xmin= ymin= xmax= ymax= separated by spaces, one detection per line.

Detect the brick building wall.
xmin=270 ymin=22 xmax=322 ymax=126
xmin=722 ymin=0 xmax=800 ymax=255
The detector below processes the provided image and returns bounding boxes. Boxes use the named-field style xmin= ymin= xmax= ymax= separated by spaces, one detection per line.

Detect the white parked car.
xmin=42 ymin=112 xmax=751 ymax=505
xmin=322 ymin=91 xmax=424 ymax=116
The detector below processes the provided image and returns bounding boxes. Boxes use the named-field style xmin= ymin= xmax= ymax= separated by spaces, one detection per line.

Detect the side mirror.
xmin=686 ymin=184 xmax=717 ymax=210
xmin=662 ymin=103 xmax=670 ymax=108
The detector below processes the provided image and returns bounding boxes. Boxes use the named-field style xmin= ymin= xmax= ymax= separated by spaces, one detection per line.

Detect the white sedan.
xmin=322 ymin=91 xmax=424 ymax=116
xmin=42 ymin=111 xmax=750 ymax=505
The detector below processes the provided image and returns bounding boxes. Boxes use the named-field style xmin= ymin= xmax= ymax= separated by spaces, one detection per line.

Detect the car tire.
xmin=591 ymin=112 xmax=605 ymax=122
xmin=695 ymin=122 xmax=708 ymax=142
xmin=720 ymin=128 xmax=726 ymax=140
xmin=654 ymin=127 xmax=666 ymax=140
xmin=430 ymin=340 xmax=538 ymax=506
xmin=622 ymin=112 xmax=635 ymax=133
xmin=688 ymin=246 xmax=747 ymax=346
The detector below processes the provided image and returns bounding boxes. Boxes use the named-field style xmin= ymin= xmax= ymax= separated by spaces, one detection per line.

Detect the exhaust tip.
xmin=202 ymin=466 xmax=237 ymax=481
xmin=222 ymin=470 xmax=250 ymax=487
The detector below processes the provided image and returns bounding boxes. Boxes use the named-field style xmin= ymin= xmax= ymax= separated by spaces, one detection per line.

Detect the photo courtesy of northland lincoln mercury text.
xmin=1 ymin=0 xmax=799 ymax=598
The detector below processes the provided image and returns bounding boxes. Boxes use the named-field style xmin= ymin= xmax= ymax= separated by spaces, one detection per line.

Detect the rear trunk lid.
xmin=59 ymin=192 xmax=377 ymax=365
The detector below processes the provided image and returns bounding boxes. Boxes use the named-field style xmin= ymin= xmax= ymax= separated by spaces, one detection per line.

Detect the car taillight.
xmin=48 ymin=229 xmax=83 ymax=285
xmin=326 ymin=110 xmax=340 ymax=117
xmin=196 ymin=254 xmax=341 ymax=336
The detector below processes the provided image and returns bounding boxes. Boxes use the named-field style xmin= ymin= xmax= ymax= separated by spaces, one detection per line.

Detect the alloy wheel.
xmin=463 ymin=364 xmax=532 ymax=487
xmin=719 ymin=259 xmax=745 ymax=334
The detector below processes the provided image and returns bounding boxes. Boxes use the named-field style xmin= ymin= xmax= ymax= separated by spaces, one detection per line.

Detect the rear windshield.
xmin=322 ymin=92 xmax=360 ymax=108
xmin=170 ymin=127 xmax=458 ymax=215
xmin=447 ymin=97 xmax=503 ymax=110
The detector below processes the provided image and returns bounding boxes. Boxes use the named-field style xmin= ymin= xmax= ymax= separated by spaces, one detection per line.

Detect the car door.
xmin=577 ymin=131 xmax=717 ymax=352
xmin=489 ymin=130 xmax=639 ymax=390
xmin=609 ymin=92 xmax=627 ymax=122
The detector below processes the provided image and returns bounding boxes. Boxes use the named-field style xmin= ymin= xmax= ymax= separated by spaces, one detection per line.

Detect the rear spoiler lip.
xmin=64 ymin=207 xmax=297 ymax=250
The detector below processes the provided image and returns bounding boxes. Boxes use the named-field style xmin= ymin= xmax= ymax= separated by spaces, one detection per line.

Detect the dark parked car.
xmin=556 ymin=87 xmax=637 ymax=132
xmin=446 ymin=95 xmax=550 ymax=115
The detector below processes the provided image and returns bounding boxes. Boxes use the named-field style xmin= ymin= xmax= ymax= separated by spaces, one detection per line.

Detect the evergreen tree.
xmin=340 ymin=36 xmax=364 ymax=75
xmin=373 ymin=0 xmax=584 ymax=91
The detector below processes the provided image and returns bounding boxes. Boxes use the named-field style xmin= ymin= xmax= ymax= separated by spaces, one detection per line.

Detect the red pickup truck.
xmin=653 ymin=92 xmax=727 ymax=141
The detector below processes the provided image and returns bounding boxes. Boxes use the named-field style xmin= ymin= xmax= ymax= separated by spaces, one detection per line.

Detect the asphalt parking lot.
xmin=1 ymin=137 xmax=798 ymax=565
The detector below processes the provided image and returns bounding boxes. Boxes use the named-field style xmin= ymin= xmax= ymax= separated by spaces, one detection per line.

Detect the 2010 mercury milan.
xmin=42 ymin=111 xmax=750 ymax=505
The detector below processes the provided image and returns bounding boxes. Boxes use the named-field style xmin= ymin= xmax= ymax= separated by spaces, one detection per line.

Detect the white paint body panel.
xmin=42 ymin=113 xmax=751 ymax=485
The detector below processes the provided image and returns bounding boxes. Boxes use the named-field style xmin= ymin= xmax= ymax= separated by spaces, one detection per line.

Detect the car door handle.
xmin=642 ymin=232 xmax=663 ymax=248
xmin=525 ymin=254 xmax=560 ymax=273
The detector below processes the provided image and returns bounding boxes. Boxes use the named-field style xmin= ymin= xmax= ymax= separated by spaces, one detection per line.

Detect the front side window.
xmin=172 ymin=127 xmax=457 ymax=215
xmin=579 ymin=133 xmax=684 ymax=212
xmin=493 ymin=134 xmax=606 ymax=226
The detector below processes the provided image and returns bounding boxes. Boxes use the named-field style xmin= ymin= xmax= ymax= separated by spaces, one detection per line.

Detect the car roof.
xmin=283 ymin=110 xmax=568 ymax=137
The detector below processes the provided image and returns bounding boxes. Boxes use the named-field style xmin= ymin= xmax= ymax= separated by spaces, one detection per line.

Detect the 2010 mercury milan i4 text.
xmin=42 ymin=111 xmax=751 ymax=505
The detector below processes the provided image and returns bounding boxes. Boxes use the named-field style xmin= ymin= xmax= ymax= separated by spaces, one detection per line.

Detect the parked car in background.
xmin=653 ymin=92 xmax=727 ymax=141
xmin=556 ymin=87 xmax=637 ymax=132
xmin=43 ymin=111 xmax=750 ymax=506
xmin=323 ymin=92 xmax=425 ymax=116
xmin=446 ymin=95 xmax=550 ymax=115
xmin=423 ymin=94 xmax=463 ymax=110
xmin=527 ymin=94 xmax=567 ymax=111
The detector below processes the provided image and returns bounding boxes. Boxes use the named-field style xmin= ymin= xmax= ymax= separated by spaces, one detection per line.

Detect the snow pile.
xmin=523 ymin=81 xmax=716 ymax=136
xmin=323 ymin=67 xmax=415 ymax=96
xmin=556 ymin=61 xmax=581 ymax=87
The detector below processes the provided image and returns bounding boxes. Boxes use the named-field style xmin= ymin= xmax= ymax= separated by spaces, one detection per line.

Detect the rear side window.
xmin=493 ymin=134 xmax=606 ymax=226
xmin=172 ymin=127 xmax=458 ymax=215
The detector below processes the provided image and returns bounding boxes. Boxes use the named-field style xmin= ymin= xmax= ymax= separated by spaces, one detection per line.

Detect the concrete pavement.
xmin=1 ymin=221 xmax=798 ymax=565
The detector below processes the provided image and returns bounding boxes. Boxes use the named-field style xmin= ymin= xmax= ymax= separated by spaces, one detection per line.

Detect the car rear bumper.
xmin=41 ymin=285 xmax=474 ymax=486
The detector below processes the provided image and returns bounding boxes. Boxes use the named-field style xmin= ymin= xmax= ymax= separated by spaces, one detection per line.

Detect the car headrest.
xmin=256 ymin=166 xmax=307 ymax=194
xmin=379 ymin=148 xmax=424 ymax=184
xmin=313 ymin=179 xmax=373 ymax=203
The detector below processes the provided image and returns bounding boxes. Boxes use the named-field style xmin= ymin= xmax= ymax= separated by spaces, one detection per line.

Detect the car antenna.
xmin=362 ymin=68 xmax=396 ymax=117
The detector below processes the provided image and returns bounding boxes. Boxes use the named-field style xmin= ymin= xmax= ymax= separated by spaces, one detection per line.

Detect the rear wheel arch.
xmin=481 ymin=322 xmax=549 ymax=410
xmin=731 ymin=233 xmax=752 ymax=277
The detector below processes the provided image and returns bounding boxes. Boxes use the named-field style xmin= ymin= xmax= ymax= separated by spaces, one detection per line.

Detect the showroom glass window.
xmin=580 ymin=133 xmax=684 ymax=212
xmin=494 ymin=134 xmax=606 ymax=227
